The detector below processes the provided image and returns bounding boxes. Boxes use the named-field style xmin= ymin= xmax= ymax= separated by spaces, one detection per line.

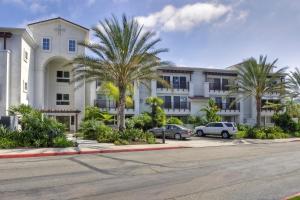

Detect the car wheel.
xmin=175 ymin=133 xmax=181 ymax=140
xmin=197 ymin=130 xmax=205 ymax=137
xmin=221 ymin=131 xmax=230 ymax=139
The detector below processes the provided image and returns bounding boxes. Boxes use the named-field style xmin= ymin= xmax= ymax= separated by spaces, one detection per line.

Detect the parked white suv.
xmin=195 ymin=122 xmax=237 ymax=139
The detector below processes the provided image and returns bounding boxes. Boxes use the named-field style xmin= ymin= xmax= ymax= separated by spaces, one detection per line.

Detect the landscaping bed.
xmin=0 ymin=105 xmax=74 ymax=149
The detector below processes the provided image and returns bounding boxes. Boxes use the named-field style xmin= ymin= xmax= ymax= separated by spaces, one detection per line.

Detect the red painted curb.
xmin=0 ymin=146 xmax=185 ymax=159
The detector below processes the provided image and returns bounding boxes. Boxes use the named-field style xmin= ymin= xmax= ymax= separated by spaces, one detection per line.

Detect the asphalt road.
xmin=0 ymin=142 xmax=300 ymax=200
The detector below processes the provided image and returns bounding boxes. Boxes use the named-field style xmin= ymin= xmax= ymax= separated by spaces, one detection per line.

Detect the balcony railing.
xmin=94 ymin=99 xmax=134 ymax=110
xmin=209 ymin=83 xmax=230 ymax=91
xmin=216 ymin=103 xmax=240 ymax=111
xmin=157 ymin=82 xmax=190 ymax=91
xmin=162 ymin=102 xmax=191 ymax=111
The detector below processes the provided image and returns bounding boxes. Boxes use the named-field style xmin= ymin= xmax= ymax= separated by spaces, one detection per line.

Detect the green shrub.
xmin=53 ymin=136 xmax=74 ymax=148
xmin=237 ymin=124 xmax=250 ymax=131
xmin=0 ymin=138 xmax=17 ymax=149
xmin=272 ymin=113 xmax=299 ymax=133
xmin=238 ymin=126 xmax=288 ymax=139
xmin=79 ymin=119 xmax=102 ymax=140
xmin=167 ymin=117 xmax=183 ymax=125
xmin=4 ymin=105 xmax=66 ymax=148
xmin=96 ymin=127 xmax=156 ymax=145
xmin=187 ymin=116 xmax=207 ymax=126
xmin=126 ymin=113 xmax=152 ymax=130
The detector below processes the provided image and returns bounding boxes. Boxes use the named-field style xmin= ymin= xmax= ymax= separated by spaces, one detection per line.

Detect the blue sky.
xmin=1 ymin=0 xmax=300 ymax=70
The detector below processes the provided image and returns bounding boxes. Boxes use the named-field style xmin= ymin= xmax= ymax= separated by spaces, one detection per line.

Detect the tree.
xmin=84 ymin=106 xmax=114 ymax=124
xmin=69 ymin=15 xmax=169 ymax=131
xmin=145 ymin=97 xmax=166 ymax=127
xmin=230 ymin=55 xmax=286 ymax=127
xmin=100 ymin=82 xmax=133 ymax=108
xmin=287 ymin=67 xmax=300 ymax=98
xmin=201 ymin=99 xmax=221 ymax=123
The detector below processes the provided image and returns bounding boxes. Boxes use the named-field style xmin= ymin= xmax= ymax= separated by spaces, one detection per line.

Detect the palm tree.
xmin=230 ymin=55 xmax=286 ymax=127
xmin=145 ymin=97 xmax=166 ymax=127
xmin=287 ymin=68 xmax=300 ymax=98
xmin=200 ymin=99 xmax=221 ymax=123
xmin=69 ymin=15 xmax=169 ymax=131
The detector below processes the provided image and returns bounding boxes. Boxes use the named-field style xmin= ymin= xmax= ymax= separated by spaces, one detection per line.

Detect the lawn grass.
xmin=287 ymin=196 xmax=300 ymax=200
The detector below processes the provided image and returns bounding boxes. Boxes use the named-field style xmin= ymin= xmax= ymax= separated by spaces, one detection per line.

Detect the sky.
xmin=1 ymin=0 xmax=300 ymax=70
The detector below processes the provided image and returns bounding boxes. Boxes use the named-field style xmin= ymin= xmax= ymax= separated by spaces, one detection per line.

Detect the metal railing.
xmin=94 ymin=99 xmax=134 ymax=110
xmin=209 ymin=82 xmax=230 ymax=91
xmin=162 ymin=102 xmax=191 ymax=111
xmin=157 ymin=82 xmax=190 ymax=91
xmin=216 ymin=103 xmax=240 ymax=111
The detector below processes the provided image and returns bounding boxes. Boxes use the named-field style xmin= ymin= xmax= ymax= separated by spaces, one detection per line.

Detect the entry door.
xmin=56 ymin=116 xmax=70 ymax=131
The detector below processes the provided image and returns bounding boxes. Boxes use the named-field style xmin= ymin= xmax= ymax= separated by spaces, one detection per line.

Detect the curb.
xmin=0 ymin=146 xmax=186 ymax=159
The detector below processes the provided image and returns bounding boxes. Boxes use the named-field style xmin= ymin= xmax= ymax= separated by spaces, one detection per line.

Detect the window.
xmin=180 ymin=96 xmax=188 ymax=109
xmin=179 ymin=77 xmax=187 ymax=89
xmin=173 ymin=76 xmax=180 ymax=89
xmin=173 ymin=96 xmax=180 ymax=109
xmin=23 ymin=50 xmax=28 ymax=62
xmin=56 ymin=93 xmax=70 ymax=105
xmin=42 ymin=38 xmax=50 ymax=51
xmin=57 ymin=71 xmax=70 ymax=82
xmin=222 ymin=79 xmax=229 ymax=90
xmin=68 ymin=39 xmax=76 ymax=52
xmin=215 ymin=123 xmax=224 ymax=127
xmin=160 ymin=96 xmax=171 ymax=109
xmin=157 ymin=76 xmax=170 ymax=89
xmin=215 ymin=97 xmax=222 ymax=109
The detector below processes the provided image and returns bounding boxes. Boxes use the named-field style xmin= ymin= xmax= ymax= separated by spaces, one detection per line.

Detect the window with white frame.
xmin=23 ymin=50 xmax=28 ymax=62
xmin=68 ymin=39 xmax=76 ymax=52
xmin=42 ymin=38 xmax=50 ymax=51
xmin=57 ymin=71 xmax=70 ymax=82
xmin=56 ymin=93 xmax=70 ymax=105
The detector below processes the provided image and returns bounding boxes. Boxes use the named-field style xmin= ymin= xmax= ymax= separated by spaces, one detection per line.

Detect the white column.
xmin=204 ymin=82 xmax=209 ymax=97
xmin=0 ymin=50 xmax=11 ymax=115
xmin=238 ymin=94 xmax=244 ymax=124
xmin=151 ymin=80 xmax=157 ymax=97
xmin=34 ymin=68 xmax=45 ymax=109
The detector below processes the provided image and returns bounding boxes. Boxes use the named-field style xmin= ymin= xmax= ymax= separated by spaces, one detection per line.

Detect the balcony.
xmin=216 ymin=103 xmax=240 ymax=115
xmin=156 ymin=82 xmax=190 ymax=94
xmin=94 ymin=99 xmax=135 ymax=115
xmin=162 ymin=102 xmax=191 ymax=115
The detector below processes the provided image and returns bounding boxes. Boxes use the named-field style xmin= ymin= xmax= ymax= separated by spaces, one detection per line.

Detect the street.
xmin=0 ymin=142 xmax=300 ymax=200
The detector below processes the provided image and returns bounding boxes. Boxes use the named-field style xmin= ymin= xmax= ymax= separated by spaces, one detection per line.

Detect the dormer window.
xmin=68 ymin=39 xmax=76 ymax=52
xmin=42 ymin=38 xmax=51 ymax=51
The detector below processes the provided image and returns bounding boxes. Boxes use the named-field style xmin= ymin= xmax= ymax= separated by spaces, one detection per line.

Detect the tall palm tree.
xmin=69 ymin=15 xmax=169 ymax=131
xmin=287 ymin=68 xmax=300 ymax=98
xmin=230 ymin=55 xmax=286 ymax=127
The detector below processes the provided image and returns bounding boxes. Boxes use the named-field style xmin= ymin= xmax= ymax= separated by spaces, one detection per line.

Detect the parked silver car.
xmin=149 ymin=124 xmax=193 ymax=140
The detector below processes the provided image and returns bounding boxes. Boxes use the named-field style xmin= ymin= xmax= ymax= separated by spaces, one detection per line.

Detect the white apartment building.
xmin=0 ymin=17 xmax=283 ymax=131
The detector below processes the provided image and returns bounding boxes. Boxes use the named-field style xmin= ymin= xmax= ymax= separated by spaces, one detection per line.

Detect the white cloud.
xmin=135 ymin=3 xmax=232 ymax=32
xmin=0 ymin=0 xmax=48 ymax=13
xmin=86 ymin=0 xmax=95 ymax=6
xmin=29 ymin=2 xmax=47 ymax=13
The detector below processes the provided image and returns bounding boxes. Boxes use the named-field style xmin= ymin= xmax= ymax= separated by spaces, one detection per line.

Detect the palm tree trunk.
xmin=256 ymin=96 xmax=262 ymax=127
xmin=118 ymin=86 xmax=126 ymax=131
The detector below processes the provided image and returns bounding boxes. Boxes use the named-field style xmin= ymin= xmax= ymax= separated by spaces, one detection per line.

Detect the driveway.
xmin=0 ymin=142 xmax=299 ymax=200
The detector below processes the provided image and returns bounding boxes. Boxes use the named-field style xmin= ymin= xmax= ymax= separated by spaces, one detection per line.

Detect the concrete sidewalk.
xmin=0 ymin=137 xmax=300 ymax=159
